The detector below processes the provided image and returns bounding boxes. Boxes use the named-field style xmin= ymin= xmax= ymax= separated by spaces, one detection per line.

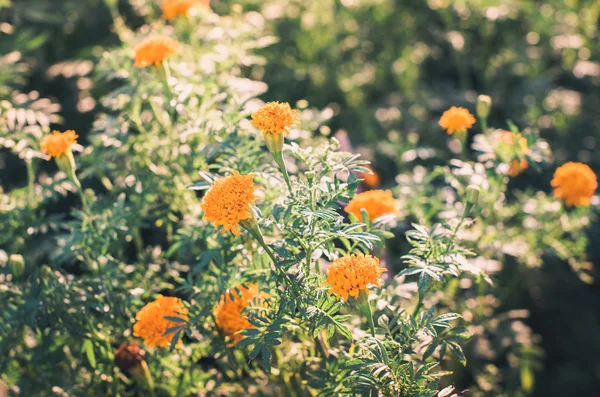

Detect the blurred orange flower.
xmin=133 ymin=295 xmax=188 ymax=348
xmin=162 ymin=0 xmax=210 ymax=20
xmin=344 ymin=190 xmax=397 ymax=221
xmin=551 ymin=162 xmax=597 ymax=207
xmin=201 ymin=171 xmax=257 ymax=236
xmin=439 ymin=106 xmax=476 ymax=134
xmin=41 ymin=130 xmax=78 ymax=158
xmin=133 ymin=36 xmax=181 ymax=68
xmin=323 ymin=254 xmax=386 ymax=301
xmin=359 ymin=166 xmax=381 ymax=188
xmin=215 ymin=284 xmax=265 ymax=345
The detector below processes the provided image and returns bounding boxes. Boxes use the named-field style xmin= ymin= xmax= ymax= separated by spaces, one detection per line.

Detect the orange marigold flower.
xmin=251 ymin=101 xmax=299 ymax=136
xmin=345 ymin=189 xmax=397 ymax=222
xmin=438 ymin=106 xmax=476 ymax=135
xmin=133 ymin=295 xmax=189 ymax=348
xmin=508 ymin=159 xmax=529 ymax=177
xmin=40 ymin=130 xmax=78 ymax=158
xmin=551 ymin=162 xmax=597 ymax=207
xmin=323 ymin=254 xmax=386 ymax=301
xmin=359 ymin=166 xmax=381 ymax=188
xmin=133 ymin=36 xmax=181 ymax=68
xmin=215 ymin=283 xmax=264 ymax=345
xmin=162 ymin=0 xmax=210 ymax=20
xmin=201 ymin=171 xmax=257 ymax=236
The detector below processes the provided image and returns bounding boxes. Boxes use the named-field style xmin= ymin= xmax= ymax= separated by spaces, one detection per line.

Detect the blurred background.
xmin=1 ymin=0 xmax=600 ymax=396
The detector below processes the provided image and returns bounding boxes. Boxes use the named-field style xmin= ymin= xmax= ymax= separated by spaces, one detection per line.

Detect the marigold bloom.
xmin=133 ymin=295 xmax=189 ymax=348
xmin=438 ymin=106 xmax=476 ymax=135
xmin=323 ymin=254 xmax=386 ymax=301
xmin=133 ymin=36 xmax=181 ymax=68
xmin=551 ymin=162 xmax=597 ymax=207
xmin=162 ymin=0 xmax=209 ymax=20
xmin=345 ymin=189 xmax=397 ymax=222
xmin=508 ymin=159 xmax=529 ymax=177
xmin=40 ymin=130 xmax=78 ymax=158
xmin=201 ymin=171 xmax=257 ymax=236
xmin=359 ymin=166 xmax=381 ymax=188
xmin=215 ymin=284 xmax=263 ymax=345
xmin=251 ymin=102 xmax=299 ymax=136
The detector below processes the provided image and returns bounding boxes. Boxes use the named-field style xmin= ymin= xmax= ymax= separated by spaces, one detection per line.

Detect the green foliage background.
xmin=1 ymin=0 xmax=600 ymax=396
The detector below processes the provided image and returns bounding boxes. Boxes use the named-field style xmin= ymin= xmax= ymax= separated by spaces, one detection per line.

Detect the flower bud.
xmin=114 ymin=341 xmax=146 ymax=374
xmin=476 ymin=95 xmax=492 ymax=119
xmin=8 ymin=254 xmax=25 ymax=278
xmin=264 ymin=131 xmax=284 ymax=154
xmin=466 ymin=185 xmax=480 ymax=206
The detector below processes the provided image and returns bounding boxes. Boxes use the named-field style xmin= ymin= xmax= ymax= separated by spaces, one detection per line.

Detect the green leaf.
xmin=82 ymin=339 xmax=96 ymax=369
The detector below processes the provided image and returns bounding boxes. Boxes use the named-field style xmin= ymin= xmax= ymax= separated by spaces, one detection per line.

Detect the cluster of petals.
xmin=201 ymin=171 xmax=257 ymax=236
xmin=162 ymin=0 xmax=209 ymax=20
xmin=215 ymin=284 xmax=265 ymax=345
xmin=133 ymin=295 xmax=189 ymax=348
xmin=323 ymin=254 xmax=386 ymax=301
xmin=438 ymin=106 xmax=476 ymax=134
xmin=40 ymin=130 xmax=78 ymax=158
xmin=251 ymin=101 xmax=299 ymax=136
xmin=551 ymin=162 xmax=597 ymax=207
xmin=344 ymin=190 xmax=397 ymax=222
xmin=133 ymin=36 xmax=181 ymax=68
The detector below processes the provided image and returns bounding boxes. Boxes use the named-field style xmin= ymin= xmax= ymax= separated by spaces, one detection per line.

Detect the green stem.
xmin=412 ymin=296 xmax=423 ymax=318
xmin=480 ymin=117 xmax=488 ymax=135
xmin=358 ymin=292 xmax=376 ymax=337
xmin=272 ymin=151 xmax=292 ymax=193
xmin=25 ymin=158 xmax=36 ymax=208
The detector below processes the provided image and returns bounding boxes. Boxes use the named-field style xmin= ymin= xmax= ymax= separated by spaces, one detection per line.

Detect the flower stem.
xmin=272 ymin=151 xmax=293 ymax=193
xmin=358 ymin=292 xmax=376 ymax=337
xmin=25 ymin=158 xmax=36 ymax=208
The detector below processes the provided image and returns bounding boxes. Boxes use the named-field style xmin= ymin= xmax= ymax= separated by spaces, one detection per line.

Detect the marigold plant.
xmin=133 ymin=36 xmax=181 ymax=68
xmin=133 ymin=295 xmax=189 ymax=348
xmin=344 ymin=189 xmax=397 ymax=221
xmin=200 ymin=171 xmax=257 ymax=236
xmin=359 ymin=166 xmax=381 ymax=188
xmin=439 ymin=106 xmax=476 ymax=134
xmin=551 ymin=162 xmax=598 ymax=207
xmin=323 ymin=253 xmax=386 ymax=301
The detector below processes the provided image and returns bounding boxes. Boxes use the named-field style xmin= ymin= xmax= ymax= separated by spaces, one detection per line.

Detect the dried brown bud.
xmin=114 ymin=341 xmax=146 ymax=373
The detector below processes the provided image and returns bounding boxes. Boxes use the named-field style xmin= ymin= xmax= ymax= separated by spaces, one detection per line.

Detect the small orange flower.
xmin=40 ymin=130 xmax=78 ymax=158
xmin=508 ymin=159 xmax=529 ymax=177
xmin=323 ymin=254 xmax=386 ymax=301
xmin=215 ymin=284 xmax=264 ymax=345
xmin=497 ymin=130 xmax=529 ymax=177
xmin=133 ymin=36 xmax=181 ymax=68
xmin=251 ymin=102 xmax=299 ymax=136
xmin=162 ymin=0 xmax=210 ymax=20
xmin=438 ymin=106 xmax=476 ymax=135
xmin=201 ymin=172 xmax=257 ymax=236
xmin=133 ymin=295 xmax=189 ymax=348
xmin=551 ymin=162 xmax=597 ymax=207
xmin=359 ymin=166 xmax=381 ymax=188
xmin=344 ymin=190 xmax=397 ymax=222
